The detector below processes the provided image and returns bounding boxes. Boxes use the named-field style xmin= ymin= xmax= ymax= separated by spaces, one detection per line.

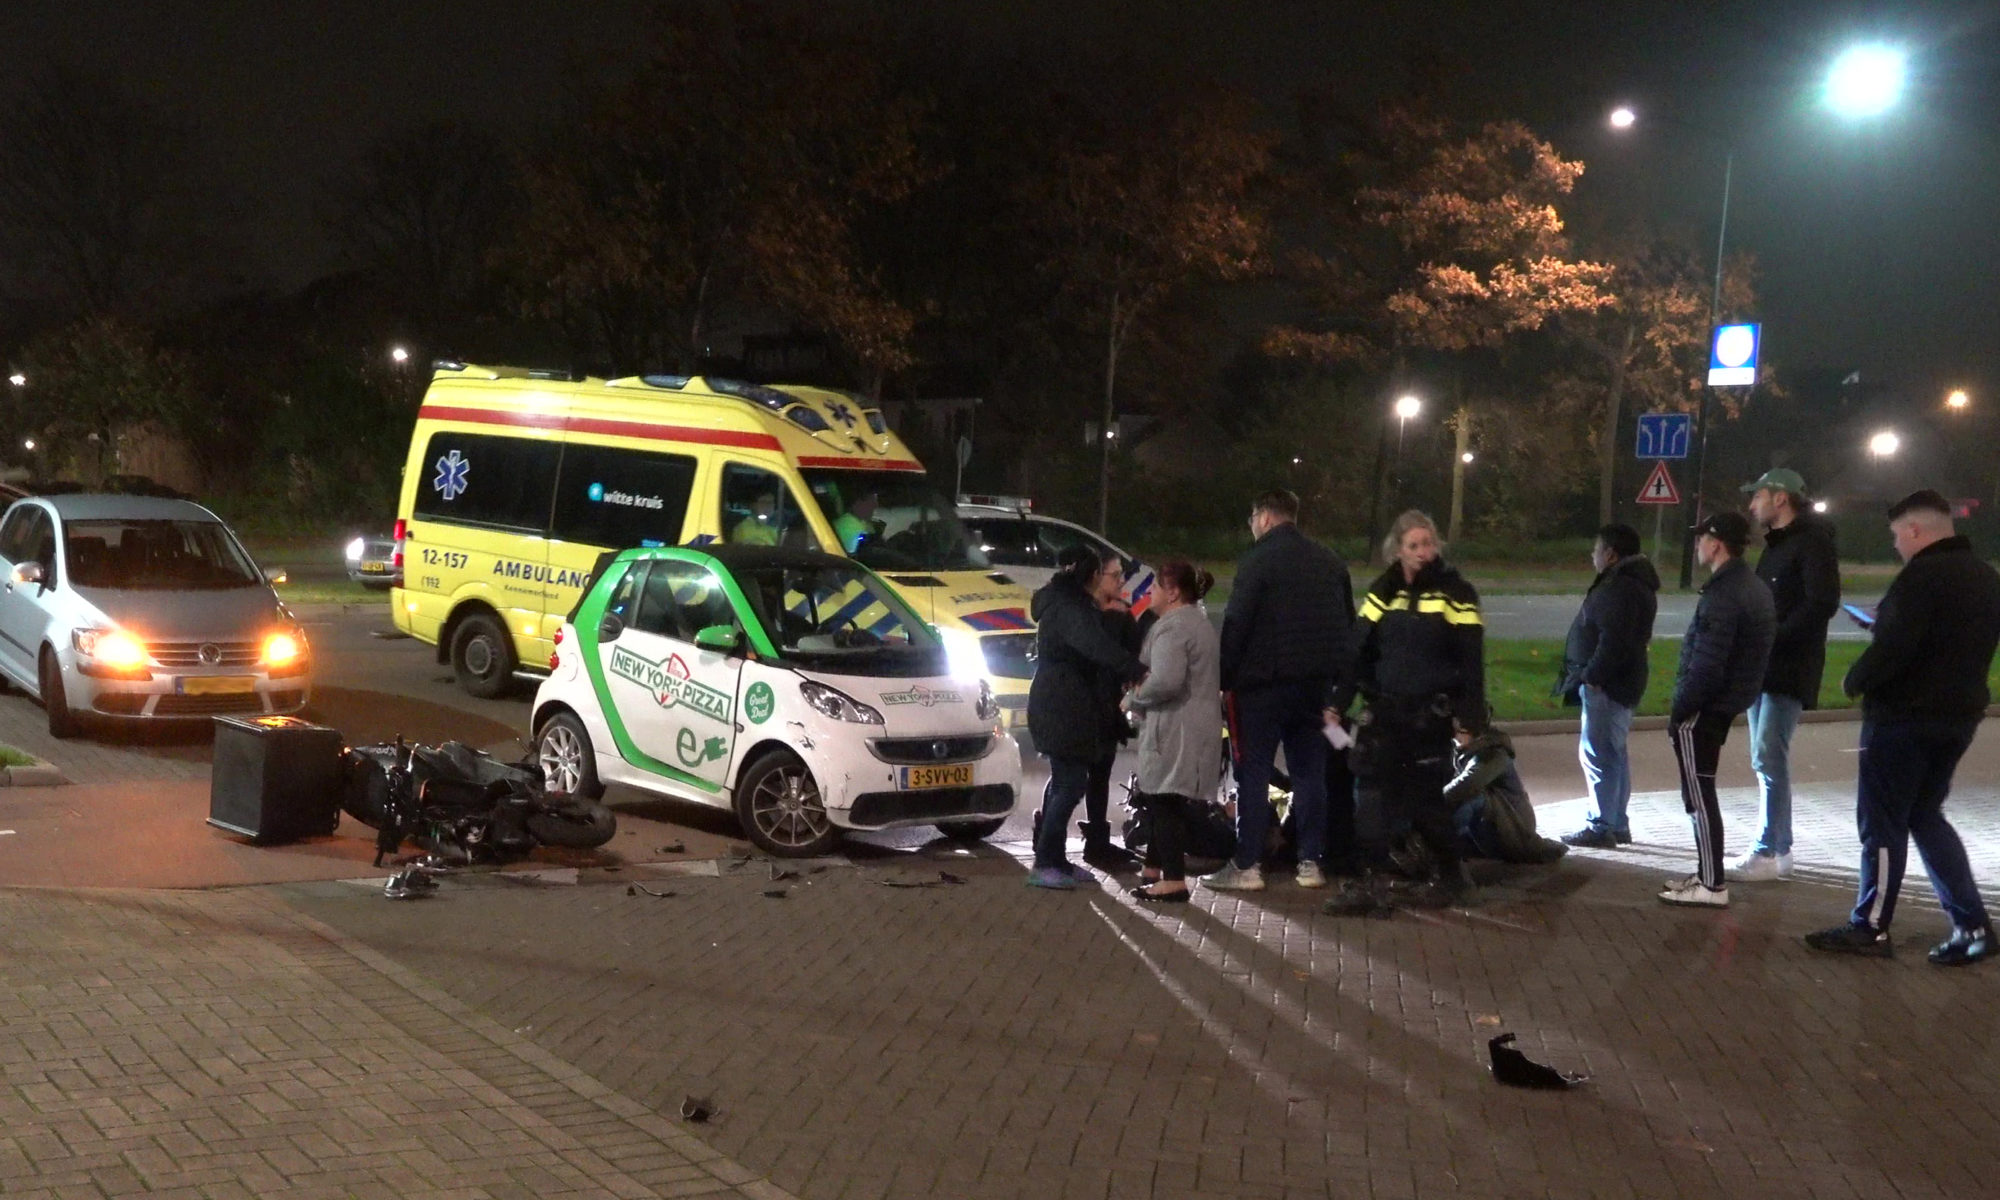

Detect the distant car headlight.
xmin=262 ymin=629 xmax=307 ymax=669
xmin=940 ymin=627 xmax=991 ymax=682
xmin=799 ymin=680 xmax=884 ymax=725
xmin=73 ymin=628 xmax=150 ymax=675
xmin=344 ymin=537 xmax=366 ymax=561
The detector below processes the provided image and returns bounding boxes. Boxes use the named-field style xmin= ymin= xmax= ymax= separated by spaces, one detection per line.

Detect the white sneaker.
xmin=1203 ymin=863 xmax=1265 ymax=892
xmin=1295 ymin=862 xmax=1327 ymax=889
xmin=1659 ymin=875 xmax=1729 ymax=907
xmin=1726 ymin=850 xmax=1793 ymax=881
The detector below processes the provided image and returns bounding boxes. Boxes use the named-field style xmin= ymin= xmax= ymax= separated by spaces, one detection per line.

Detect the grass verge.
xmin=1486 ymin=639 xmax=2000 ymax=723
xmin=0 ymin=745 xmax=37 ymax=767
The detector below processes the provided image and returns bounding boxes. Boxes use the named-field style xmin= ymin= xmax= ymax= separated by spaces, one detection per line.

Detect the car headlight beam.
xmin=262 ymin=630 xmax=305 ymax=668
xmin=344 ymin=537 xmax=366 ymax=562
xmin=73 ymin=628 xmax=150 ymax=673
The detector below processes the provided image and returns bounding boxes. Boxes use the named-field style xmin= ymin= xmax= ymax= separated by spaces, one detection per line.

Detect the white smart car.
xmin=530 ymin=544 xmax=1021 ymax=857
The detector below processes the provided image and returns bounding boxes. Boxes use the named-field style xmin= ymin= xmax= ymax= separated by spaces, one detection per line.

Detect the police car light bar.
xmin=959 ymin=493 xmax=1033 ymax=512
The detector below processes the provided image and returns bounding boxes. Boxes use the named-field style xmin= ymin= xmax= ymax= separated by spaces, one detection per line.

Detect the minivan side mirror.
xmin=597 ymin=612 xmax=625 ymax=641
xmin=263 ymin=567 xmax=288 ymax=586
xmin=694 ymin=624 xmax=740 ymax=653
xmin=10 ymin=561 xmax=44 ymax=587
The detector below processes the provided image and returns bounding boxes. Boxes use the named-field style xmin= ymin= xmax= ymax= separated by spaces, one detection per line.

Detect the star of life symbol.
xmin=432 ymin=450 xmax=471 ymax=501
xmin=828 ymin=402 xmax=857 ymax=428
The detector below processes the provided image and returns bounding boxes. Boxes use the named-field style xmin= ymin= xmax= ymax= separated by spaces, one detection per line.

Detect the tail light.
xmin=392 ymin=518 xmax=406 ymax=570
xmin=550 ymin=626 xmax=562 ymax=670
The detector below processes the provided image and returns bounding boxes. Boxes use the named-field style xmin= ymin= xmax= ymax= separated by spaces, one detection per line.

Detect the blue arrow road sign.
xmin=1636 ymin=412 xmax=1691 ymax=460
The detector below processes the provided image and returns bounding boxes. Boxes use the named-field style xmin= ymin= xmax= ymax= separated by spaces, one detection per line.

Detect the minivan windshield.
xmin=63 ymin=519 xmax=263 ymax=590
xmin=733 ymin=562 xmax=948 ymax=673
xmin=799 ymin=469 xmax=990 ymax=572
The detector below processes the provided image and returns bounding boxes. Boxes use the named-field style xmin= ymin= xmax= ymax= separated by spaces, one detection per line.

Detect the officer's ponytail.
xmin=1055 ymin=544 xmax=1102 ymax=587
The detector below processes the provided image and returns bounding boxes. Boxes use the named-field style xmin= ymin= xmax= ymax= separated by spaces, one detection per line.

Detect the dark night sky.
xmin=9 ymin=0 xmax=2000 ymax=402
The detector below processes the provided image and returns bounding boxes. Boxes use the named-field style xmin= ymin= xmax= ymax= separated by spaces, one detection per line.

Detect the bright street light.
xmin=1608 ymin=106 xmax=1636 ymax=129
xmin=21 ymin=438 xmax=33 ymax=451
xmin=1394 ymin=394 xmax=1422 ymax=422
xmin=1461 ymin=451 xmax=1475 ymax=464
xmin=1812 ymin=500 xmax=1829 ymax=514
xmin=1947 ymin=388 xmax=1970 ymax=410
xmin=390 ymin=345 xmax=410 ymax=364
xmin=1869 ymin=429 xmax=1901 ymax=459
xmin=6 ymin=374 xmax=22 ymax=387
xmin=1826 ymin=44 xmax=1907 ymax=118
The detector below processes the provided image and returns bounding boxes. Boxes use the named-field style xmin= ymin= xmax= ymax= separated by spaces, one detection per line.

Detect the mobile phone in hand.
xmin=1843 ymin=602 xmax=1876 ymax=630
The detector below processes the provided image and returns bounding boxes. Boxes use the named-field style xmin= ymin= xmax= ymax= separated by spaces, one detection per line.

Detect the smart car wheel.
xmin=452 ymin=612 xmax=517 ymax=699
xmin=536 ymin=711 xmax=604 ymax=800
xmin=938 ymin=817 xmax=1006 ymax=842
xmin=39 ymin=647 xmax=79 ymax=740
xmin=735 ymin=750 xmax=839 ymax=858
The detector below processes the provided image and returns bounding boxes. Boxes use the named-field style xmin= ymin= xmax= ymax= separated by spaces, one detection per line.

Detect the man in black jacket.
xmin=1557 ymin=523 xmax=1660 ymax=850
xmin=1730 ymin=469 xmax=1841 ymax=882
xmin=1805 ymin=491 xmax=2000 ymax=965
xmin=1661 ymin=512 xmax=1775 ymax=908
xmin=1210 ymin=488 xmax=1354 ymax=892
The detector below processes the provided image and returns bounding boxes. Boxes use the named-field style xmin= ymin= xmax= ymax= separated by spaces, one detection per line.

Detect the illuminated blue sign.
xmin=1708 ymin=323 xmax=1760 ymax=387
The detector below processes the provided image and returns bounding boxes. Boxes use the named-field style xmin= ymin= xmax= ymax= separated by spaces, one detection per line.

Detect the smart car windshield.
xmin=733 ymin=562 xmax=947 ymax=672
xmin=798 ymin=469 xmax=990 ymax=572
xmin=63 ymin=519 xmax=263 ymax=590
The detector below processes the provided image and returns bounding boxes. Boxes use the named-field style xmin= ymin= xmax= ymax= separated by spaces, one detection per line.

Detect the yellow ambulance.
xmin=389 ymin=364 xmax=1035 ymax=721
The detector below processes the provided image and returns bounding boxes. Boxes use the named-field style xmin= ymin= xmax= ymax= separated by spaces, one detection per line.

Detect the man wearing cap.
xmin=1729 ymin=468 xmax=1841 ymax=882
xmin=1805 ymin=490 xmax=2000 ymax=965
xmin=1661 ymin=511 xmax=1775 ymax=907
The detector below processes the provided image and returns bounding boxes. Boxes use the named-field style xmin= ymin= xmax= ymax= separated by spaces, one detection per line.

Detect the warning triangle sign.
xmin=1636 ymin=461 xmax=1681 ymax=505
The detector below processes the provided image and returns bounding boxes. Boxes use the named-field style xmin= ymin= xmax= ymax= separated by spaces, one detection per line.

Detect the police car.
xmin=955 ymin=496 xmax=1157 ymax=616
xmin=530 ymin=544 xmax=1021 ymax=857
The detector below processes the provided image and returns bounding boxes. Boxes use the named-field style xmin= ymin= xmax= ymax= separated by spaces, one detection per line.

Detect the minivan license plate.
xmin=900 ymin=763 xmax=973 ymax=790
xmin=180 ymin=676 xmax=256 ymax=696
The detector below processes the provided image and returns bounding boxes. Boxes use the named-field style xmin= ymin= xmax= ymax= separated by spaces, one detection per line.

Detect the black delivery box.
xmin=207 ymin=715 xmax=345 ymax=844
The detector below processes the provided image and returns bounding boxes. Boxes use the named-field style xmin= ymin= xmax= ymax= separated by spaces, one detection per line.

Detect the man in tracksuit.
xmin=1210 ymin=488 xmax=1355 ymax=892
xmin=1661 ymin=512 xmax=1775 ymax=908
xmin=1557 ymin=523 xmax=1660 ymax=849
xmin=1730 ymin=469 xmax=1840 ymax=882
xmin=1805 ymin=490 xmax=2000 ymax=965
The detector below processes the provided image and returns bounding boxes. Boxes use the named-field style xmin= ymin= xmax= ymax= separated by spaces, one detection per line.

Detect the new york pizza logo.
xmin=879 ymin=684 xmax=963 ymax=708
xmin=609 ymin=646 xmax=734 ymax=724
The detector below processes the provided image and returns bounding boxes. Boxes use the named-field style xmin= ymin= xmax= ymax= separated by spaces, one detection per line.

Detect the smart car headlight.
xmin=799 ymin=680 xmax=884 ymax=725
xmin=940 ymin=627 xmax=991 ymax=682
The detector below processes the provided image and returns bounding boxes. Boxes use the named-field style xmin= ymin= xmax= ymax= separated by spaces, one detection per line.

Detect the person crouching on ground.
xmin=1661 ymin=512 xmax=1774 ymax=908
xmin=1122 ymin=560 xmax=1222 ymax=902
xmin=1026 ymin=545 xmax=1147 ymax=890
xmin=1445 ymin=707 xmax=1567 ymax=865
xmin=1804 ymin=490 xmax=2000 ymax=965
xmin=1333 ymin=510 xmax=1485 ymax=905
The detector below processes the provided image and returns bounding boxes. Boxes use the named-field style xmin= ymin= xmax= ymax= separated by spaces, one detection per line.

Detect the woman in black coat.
xmin=1026 ymin=545 xmax=1146 ymax=889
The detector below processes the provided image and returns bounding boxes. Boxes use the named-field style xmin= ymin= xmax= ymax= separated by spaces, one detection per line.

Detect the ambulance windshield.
xmin=799 ymin=469 xmax=991 ymax=572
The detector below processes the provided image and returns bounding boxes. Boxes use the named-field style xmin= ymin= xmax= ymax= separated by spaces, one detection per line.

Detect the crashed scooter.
xmin=341 ymin=738 xmax=617 ymax=870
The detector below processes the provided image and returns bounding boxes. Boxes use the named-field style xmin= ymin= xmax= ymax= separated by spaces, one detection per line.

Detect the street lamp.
xmin=22 ymin=438 xmax=33 ymax=451
xmin=7 ymin=374 xmax=22 ymax=387
xmin=390 ymin=345 xmax=410 ymax=365
xmin=1812 ymin=500 xmax=1829 ymax=514
xmin=1608 ymin=105 xmax=1636 ymax=129
xmin=1461 ymin=451 xmax=1476 ymax=464
xmin=1868 ymin=429 xmax=1901 ymax=461
xmin=1826 ymin=44 xmax=1907 ymax=119
xmin=1947 ymin=388 xmax=1970 ymax=410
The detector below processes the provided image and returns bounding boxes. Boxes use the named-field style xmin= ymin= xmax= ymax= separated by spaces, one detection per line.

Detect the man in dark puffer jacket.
xmin=1211 ymin=488 xmax=1354 ymax=892
xmin=1557 ymin=523 xmax=1660 ymax=850
xmin=1660 ymin=512 xmax=1774 ymax=909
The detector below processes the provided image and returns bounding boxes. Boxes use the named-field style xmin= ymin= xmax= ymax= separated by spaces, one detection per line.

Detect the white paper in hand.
xmin=1324 ymin=721 xmax=1353 ymax=751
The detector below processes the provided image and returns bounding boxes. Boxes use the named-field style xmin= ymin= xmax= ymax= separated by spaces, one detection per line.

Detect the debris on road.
xmin=657 ymin=841 xmax=686 ymax=854
xmin=761 ymin=888 xmax=789 ymax=899
xmin=383 ymin=866 xmax=440 ymax=901
xmin=627 ymin=883 xmax=678 ymax=898
xmin=875 ymin=870 xmax=970 ymax=890
xmin=1488 ymin=1033 xmax=1587 ymax=1089
xmin=770 ymin=865 xmax=800 ymax=882
xmin=681 ymin=1095 xmax=716 ymax=1123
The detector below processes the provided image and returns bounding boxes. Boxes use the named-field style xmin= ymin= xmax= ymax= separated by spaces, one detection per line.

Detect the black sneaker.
xmin=1803 ymin=922 xmax=1893 ymax=958
xmin=1928 ymin=925 xmax=1996 ymax=967
xmin=1561 ymin=825 xmax=1627 ymax=849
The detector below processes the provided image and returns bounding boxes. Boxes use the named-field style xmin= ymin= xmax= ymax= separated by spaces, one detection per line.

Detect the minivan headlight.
xmin=799 ymin=680 xmax=884 ymax=725
xmin=262 ymin=630 xmax=305 ymax=668
xmin=344 ymin=537 xmax=366 ymax=561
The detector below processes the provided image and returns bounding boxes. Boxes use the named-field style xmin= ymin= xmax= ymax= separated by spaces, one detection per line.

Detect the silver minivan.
xmin=0 ymin=494 xmax=311 ymax=737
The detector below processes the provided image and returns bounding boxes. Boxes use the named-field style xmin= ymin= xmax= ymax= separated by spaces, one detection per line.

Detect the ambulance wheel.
xmin=938 ymin=817 xmax=1005 ymax=842
xmin=452 ymin=612 xmax=517 ymax=698
xmin=736 ymin=750 xmax=839 ymax=858
xmin=535 ymin=711 xmax=604 ymax=800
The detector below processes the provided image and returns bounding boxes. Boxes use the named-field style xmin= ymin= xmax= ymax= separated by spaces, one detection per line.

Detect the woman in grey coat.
xmin=1123 ymin=560 xmax=1223 ymax=902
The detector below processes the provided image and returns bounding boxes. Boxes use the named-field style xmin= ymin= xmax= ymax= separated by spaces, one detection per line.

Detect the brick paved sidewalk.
xmin=0 ymin=885 xmax=796 ymax=1199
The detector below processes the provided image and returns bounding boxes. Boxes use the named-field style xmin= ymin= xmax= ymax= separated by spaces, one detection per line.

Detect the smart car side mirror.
xmin=597 ymin=612 xmax=625 ymax=642
xmin=694 ymin=624 xmax=740 ymax=653
xmin=10 ymin=561 xmax=44 ymax=587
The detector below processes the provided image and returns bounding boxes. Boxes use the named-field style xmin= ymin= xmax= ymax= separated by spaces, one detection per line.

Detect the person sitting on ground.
xmin=1444 ymin=708 xmax=1567 ymax=865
